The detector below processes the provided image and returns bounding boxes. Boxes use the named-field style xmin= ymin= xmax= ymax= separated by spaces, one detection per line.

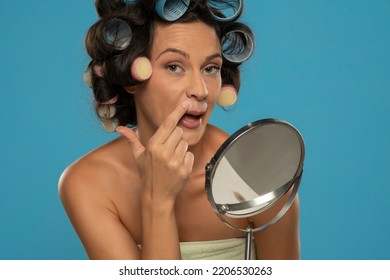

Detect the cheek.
xmin=142 ymin=76 xmax=170 ymax=100
xmin=148 ymin=70 xmax=184 ymax=97
xmin=140 ymin=77 xmax=183 ymax=120
xmin=205 ymin=78 xmax=222 ymax=101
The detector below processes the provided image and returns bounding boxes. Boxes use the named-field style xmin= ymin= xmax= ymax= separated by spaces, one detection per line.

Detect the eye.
xmin=203 ymin=65 xmax=220 ymax=74
xmin=166 ymin=64 xmax=183 ymax=73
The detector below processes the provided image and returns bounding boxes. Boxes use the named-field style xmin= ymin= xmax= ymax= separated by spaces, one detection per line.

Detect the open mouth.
xmin=180 ymin=111 xmax=204 ymax=128
xmin=184 ymin=112 xmax=202 ymax=119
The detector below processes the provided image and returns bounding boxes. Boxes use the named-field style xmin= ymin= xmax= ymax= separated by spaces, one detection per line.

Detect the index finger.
xmin=151 ymin=100 xmax=191 ymax=144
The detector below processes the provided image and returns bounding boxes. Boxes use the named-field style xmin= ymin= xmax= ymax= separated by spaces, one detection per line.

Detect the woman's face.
xmin=133 ymin=21 xmax=222 ymax=146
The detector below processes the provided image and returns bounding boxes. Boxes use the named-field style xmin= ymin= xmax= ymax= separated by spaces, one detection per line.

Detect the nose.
xmin=186 ymin=72 xmax=208 ymax=100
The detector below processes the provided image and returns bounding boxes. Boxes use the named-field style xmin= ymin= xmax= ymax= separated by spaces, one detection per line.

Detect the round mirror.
xmin=205 ymin=119 xmax=305 ymax=259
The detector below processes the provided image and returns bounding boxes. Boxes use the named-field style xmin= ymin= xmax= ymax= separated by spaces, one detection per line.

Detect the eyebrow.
xmin=156 ymin=48 xmax=189 ymax=60
xmin=155 ymin=48 xmax=222 ymax=62
xmin=205 ymin=53 xmax=223 ymax=61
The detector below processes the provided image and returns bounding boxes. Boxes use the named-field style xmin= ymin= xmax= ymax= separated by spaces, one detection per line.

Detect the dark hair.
xmin=84 ymin=0 xmax=254 ymax=130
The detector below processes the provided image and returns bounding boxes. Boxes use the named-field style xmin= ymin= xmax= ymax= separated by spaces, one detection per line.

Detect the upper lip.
xmin=186 ymin=110 xmax=205 ymax=116
xmin=186 ymin=102 xmax=208 ymax=116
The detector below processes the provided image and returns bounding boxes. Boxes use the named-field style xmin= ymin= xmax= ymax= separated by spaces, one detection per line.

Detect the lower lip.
xmin=179 ymin=115 xmax=203 ymax=129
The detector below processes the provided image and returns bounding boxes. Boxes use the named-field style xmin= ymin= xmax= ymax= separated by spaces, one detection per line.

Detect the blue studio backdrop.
xmin=0 ymin=0 xmax=389 ymax=259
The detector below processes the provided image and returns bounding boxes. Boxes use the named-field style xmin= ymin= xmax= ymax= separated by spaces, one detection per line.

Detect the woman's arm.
xmin=117 ymin=100 xmax=193 ymax=259
xmin=60 ymin=101 xmax=193 ymax=260
xmin=59 ymin=163 xmax=141 ymax=259
xmin=250 ymin=193 xmax=300 ymax=260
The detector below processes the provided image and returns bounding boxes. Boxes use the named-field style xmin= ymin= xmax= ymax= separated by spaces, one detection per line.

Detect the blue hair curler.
xmin=155 ymin=0 xmax=190 ymax=21
xmin=221 ymin=29 xmax=254 ymax=63
xmin=208 ymin=0 xmax=243 ymax=22
xmin=123 ymin=0 xmax=138 ymax=4
xmin=103 ymin=18 xmax=132 ymax=51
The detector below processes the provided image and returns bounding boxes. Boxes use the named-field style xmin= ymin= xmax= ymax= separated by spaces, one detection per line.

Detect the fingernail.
xmin=182 ymin=100 xmax=191 ymax=109
xmin=116 ymin=127 xmax=124 ymax=134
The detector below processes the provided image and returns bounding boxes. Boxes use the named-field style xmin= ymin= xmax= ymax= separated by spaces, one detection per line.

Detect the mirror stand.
xmin=244 ymin=227 xmax=254 ymax=260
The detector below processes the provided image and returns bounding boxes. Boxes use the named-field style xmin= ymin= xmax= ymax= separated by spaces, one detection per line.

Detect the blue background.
xmin=0 ymin=0 xmax=389 ymax=260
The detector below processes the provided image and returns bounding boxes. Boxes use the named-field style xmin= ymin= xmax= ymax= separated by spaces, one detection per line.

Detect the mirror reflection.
xmin=206 ymin=119 xmax=304 ymax=221
xmin=209 ymin=120 xmax=304 ymax=217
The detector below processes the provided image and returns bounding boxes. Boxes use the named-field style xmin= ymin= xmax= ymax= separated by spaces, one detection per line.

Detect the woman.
xmin=59 ymin=0 xmax=300 ymax=260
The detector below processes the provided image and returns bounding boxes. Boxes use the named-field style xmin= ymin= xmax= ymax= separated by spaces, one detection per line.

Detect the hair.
xmin=84 ymin=0 xmax=254 ymax=130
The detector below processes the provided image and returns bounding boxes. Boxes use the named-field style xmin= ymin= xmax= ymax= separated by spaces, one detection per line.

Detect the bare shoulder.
xmin=58 ymin=137 xmax=142 ymax=259
xmin=206 ymin=124 xmax=229 ymax=138
xmin=204 ymin=124 xmax=230 ymax=151
xmin=58 ymin=136 xmax=136 ymax=210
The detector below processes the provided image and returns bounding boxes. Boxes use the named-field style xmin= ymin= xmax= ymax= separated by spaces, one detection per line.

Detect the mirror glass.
xmin=206 ymin=119 xmax=305 ymax=219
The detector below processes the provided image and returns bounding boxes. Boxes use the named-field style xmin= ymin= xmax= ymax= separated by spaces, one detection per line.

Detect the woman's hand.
xmin=116 ymin=101 xmax=194 ymax=205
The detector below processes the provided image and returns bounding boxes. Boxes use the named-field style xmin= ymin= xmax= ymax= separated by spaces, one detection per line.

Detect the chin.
xmin=182 ymin=128 xmax=205 ymax=147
